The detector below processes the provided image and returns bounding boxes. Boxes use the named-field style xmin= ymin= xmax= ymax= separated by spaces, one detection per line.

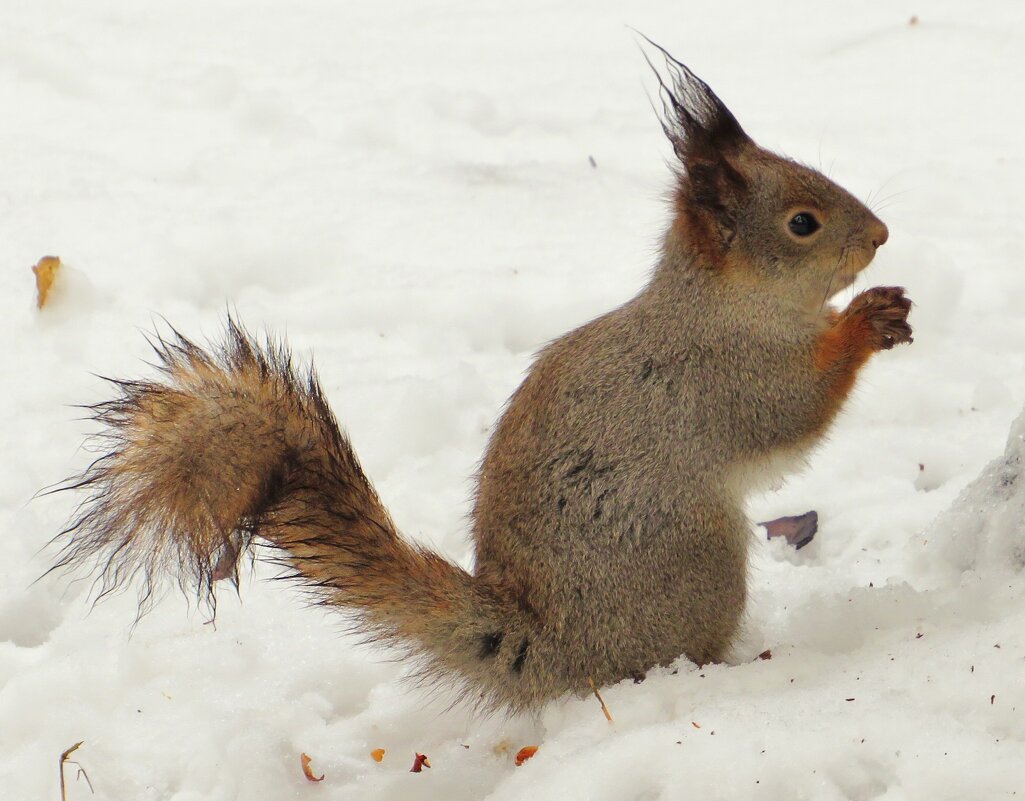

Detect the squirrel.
xmin=52 ymin=43 xmax=912 ymax=713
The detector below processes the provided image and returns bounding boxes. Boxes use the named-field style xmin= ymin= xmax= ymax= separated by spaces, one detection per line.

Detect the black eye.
xmin=788 ymin=212 xmax=821 ymax=237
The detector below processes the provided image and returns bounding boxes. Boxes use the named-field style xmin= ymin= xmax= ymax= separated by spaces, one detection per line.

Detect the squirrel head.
xmin=646 ymin=41 xmax=888 ymax=308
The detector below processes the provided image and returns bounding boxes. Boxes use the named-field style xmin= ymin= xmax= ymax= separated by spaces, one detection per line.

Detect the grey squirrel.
xmin=53 ymin=44 xmax=911 ymax=713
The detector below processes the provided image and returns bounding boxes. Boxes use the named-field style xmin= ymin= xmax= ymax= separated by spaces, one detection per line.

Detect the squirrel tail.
xmin=54 ymin=319 xmax=542 ymax=711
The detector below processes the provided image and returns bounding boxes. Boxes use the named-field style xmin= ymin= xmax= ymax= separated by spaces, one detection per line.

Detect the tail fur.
xmin=54 ymin=320 xmax=540 ymax=711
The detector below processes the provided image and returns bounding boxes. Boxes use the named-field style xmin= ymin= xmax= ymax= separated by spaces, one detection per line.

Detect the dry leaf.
xmin=758 ymin=649 xmax=773 ymax=660
xmin=32 ymin=255 xmax=62 ymax=309
xmin=691 ymin=721 xmax=701 ymax=729
xmin=300 ymin=753 xmax=325 ymax=782
xmin=410 ymin=752 xmax=431 ymax=773
xmin=514 ymin=746 xmax=538 ymax=766
xmin=370 ymin=748 xmax=385 ymax=763
xmin=760 ymin=511 xmax=817 ymax=550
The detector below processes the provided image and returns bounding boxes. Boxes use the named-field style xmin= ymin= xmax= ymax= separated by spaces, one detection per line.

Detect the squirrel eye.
xmin=788 ymin=212 xmax=821 ymax=237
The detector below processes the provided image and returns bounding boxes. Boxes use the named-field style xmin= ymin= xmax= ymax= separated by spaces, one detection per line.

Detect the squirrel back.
xmin=52 ymin=43 xmax=911 ymax=712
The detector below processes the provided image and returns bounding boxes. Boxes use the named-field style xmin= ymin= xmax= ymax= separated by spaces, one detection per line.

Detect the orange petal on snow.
xmin=514 ymin=746 xmax=539 ymax=766
xmin=32 ymin=255 xmax=61 ymax=309
xmin=300 ymin=753 xmax=325 ymax=782
xmin=370 ymin=748 xmax=385 ymax=763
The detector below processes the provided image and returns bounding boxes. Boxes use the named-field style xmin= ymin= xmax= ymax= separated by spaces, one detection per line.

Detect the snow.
xmin=2 ymin=1 xmax=1024 ymax=799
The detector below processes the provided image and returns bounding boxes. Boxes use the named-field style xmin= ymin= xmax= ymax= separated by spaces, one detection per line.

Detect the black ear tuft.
xmin=636 ymin=34 xmax=750 ymax=163
xmin=635 ymin=35 xmax=751 ymax=260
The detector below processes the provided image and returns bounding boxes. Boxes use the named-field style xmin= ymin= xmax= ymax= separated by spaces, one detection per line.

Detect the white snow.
xmin=2 ymin=1 xmax=1024 ymax=799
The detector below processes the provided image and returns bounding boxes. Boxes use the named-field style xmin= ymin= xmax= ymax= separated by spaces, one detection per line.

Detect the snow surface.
xmin=3 ymin=1 xmax=1025 ymax=799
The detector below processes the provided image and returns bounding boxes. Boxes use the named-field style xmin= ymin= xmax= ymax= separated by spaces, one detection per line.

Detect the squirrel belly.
xmin=52 ymin=43 xmax=911 ymax=713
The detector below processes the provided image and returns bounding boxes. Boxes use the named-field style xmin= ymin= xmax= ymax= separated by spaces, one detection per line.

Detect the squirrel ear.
xmin=637 ymin=35 xmax=751 ymax=164
xmin=638 ymin=36 xmax=752 ymax=257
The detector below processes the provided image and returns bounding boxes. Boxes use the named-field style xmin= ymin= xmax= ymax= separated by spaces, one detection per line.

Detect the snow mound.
xmin=924 ymin=405 xmax=1025 ymax=581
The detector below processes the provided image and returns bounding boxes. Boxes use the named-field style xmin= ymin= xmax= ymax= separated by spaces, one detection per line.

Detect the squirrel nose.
xmin=871 ymin=223 xmax=889 ymax=249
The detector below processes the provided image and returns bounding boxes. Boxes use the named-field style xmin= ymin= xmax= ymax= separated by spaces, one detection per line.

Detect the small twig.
xmin=60 ymin=741 xmax=90 ymax=801
xmin=587 ymin=677 xmax=614 ymax=723
xmin=73 ymin=766 xmax=95 ymax=794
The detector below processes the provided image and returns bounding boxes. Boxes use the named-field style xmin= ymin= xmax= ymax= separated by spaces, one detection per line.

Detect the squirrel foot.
xmin=844 ymin=286 xmax=913 ymax=350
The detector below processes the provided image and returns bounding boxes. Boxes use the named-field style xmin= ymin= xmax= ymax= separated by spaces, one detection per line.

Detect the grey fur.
xmin=52 ymin=47 xmax=910 ymax=713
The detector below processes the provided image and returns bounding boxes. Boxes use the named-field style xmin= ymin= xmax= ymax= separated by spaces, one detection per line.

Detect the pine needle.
xmin=588 ymin=677 xmax=614 ymax=723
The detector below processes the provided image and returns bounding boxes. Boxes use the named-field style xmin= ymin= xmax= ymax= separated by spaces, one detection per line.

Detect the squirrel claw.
xmin=846 ymin=286 xmax=914 ymax=351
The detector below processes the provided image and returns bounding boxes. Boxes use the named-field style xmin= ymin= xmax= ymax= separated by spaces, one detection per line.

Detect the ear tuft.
xmin=635 ymin=35 xmax=753 ymax=263
xmin=636 ymin=34 xmax=750 ymax=162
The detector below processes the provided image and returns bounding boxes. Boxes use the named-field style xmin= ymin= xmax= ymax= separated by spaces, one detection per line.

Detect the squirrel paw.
xmin=845 ymin=286 xmax=913 ymax=350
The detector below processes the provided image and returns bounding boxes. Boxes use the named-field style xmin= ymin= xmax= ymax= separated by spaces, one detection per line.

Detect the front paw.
xmin=844 ymin=286 xmax=913 ymax=350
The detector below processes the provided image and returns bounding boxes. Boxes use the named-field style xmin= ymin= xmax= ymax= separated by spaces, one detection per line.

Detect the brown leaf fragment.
xmin=760 ymin=511 xmax=818 ymax=549
xmin=691 ymin=721 xmax=701 ymax=729
xmin=845 ymin=698 xmax=856 ymax=702
xmin=758 ymin=649 xmax=773 ymax=661
xmin=300 ymin=753 xmax=325 ymax=782
xmin=370 ymin=748 xmax=385 ymax=763
xmin=514 ymin=746 xmax=539 ymax=766
xmin=991 ymin=694 xmax=996 ymax=705
xmin=410 ymin=752 xmax=431 ymax=773
xmin=32 ymin=255 xmax=62 ymax=309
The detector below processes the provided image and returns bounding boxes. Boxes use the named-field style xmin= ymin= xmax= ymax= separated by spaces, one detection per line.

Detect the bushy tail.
xmin=54 ymin=320 xmax=543 ymax=711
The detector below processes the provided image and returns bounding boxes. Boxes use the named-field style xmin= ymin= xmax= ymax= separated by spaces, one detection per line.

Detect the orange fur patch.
xmin=671 ymin=188 xmax=726 ymax=270
xmin=814 ymin=314 xmax=875 ymax=413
